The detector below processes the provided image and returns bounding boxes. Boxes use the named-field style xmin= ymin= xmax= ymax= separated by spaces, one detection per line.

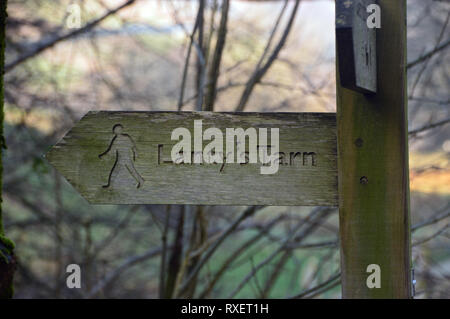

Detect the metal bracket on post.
xmin=336 ymin=0 xmax=377 ymax=94
xmin=411 ymin=268 xmax=416 ymax=298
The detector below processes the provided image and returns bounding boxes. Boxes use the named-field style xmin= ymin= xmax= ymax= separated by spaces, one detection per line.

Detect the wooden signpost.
xmin=44 ymin=0 xmax=411 ymax=299
xmin=336 ymin=0 xmax=411 ymax=298
xmin=46 ymin=112 xmax=338 ymax=206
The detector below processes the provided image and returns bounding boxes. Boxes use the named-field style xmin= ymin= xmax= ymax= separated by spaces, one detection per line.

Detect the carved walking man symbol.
xmin=99 ymin=124 xmax=145 ymax=189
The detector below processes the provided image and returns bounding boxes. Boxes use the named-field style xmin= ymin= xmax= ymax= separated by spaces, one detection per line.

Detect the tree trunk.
xmin=0 ymin=0 xmax=16 ymax=300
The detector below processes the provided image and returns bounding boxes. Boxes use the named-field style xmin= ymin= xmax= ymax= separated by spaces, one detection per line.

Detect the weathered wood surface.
xmin=336 ymin=1 xmax=411 ymax=298
xmin=336 ymin=0 xmax=377 ymax=93
xmin=46 ymin=112 xmax=338 ymax=206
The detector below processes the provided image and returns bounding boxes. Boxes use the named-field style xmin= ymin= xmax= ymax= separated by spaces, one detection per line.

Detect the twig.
xmin=289 ymin=272 xmax=341 ymax=299
xmin=408 ymin=118 xmax=450 ymax=136
xmin=250 ymin=257 xmax=264 ymax=297
xmin=86 ymin=246 xmax=163 ymax=298
xmin=299 ymin=248 xmax=337 ymax=295
xmin=255 ymin=0 xmax=288 ymax=71
xmin=413 ymin=224 xmax=449 ymax=247
xmin=5 ymin=0 xmax=137 ymax=73
xmin=412 ymin=205 xmax=450 ymax=232
xmin=197 ymin=215 xmax=285 ymax=298
xmin=159 ymin=205 xmax=171 ymax=298
xmin=287 ymin=239 xmax=338 ymax=249
xmin=407 ymin=38 xmax=450 ymax=69
xmin=409 ymin=97 xmax=450 ymax=105
xmin=91 ymin=207 xmax=139 ymax=257
xmin=176 ymin=206 xmax=262 ymax=297
xmin=204 ymin=0 xmax=230 ymax=111
xmin=196 ymin=0 xmax=206 ymax=111
xmin=177 ymin=3 xmax=202 ymax=110
xmin=164 ymin=206 xmax=185 ymax=298
xmin=227 ymin=207 xmax=333 ymax=298
xmin=235 ymin=0 xmax=301 ymax=111
xmin=408 ymin=13 xmax=449 ymax=98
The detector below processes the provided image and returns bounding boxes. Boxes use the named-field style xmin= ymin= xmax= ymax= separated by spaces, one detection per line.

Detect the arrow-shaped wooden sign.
xmin=45 ymin=111 xmax=338 ymax=206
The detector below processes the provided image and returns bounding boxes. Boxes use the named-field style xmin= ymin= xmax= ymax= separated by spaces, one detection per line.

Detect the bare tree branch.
xmin=407 ymin=38 xmax=450 ymax=70
xmin=227 ymin=207 xmax=333 ymax=298
xmin=289 ymin=272 xmax=340 ymax=299
xmin=409 ymin=12 xmax=450 ymax=98
xmin=413 ymin=224 xmax=449 ymax=247
xmin=235 ymin=0 xmax=301 ymax=111
xmin=159 ymin=205 xmax=171 ymax=298
xmin=5 ymin=0 xmax=137 ymax=73
xmin=204 ymin=0 xmax=230 ymax=111
xmin=176 ymin=2 xmax=202 ymax=110
xmin=87 ymin=246 xmax=163 ymax=298
xmin=197 ymin=214 xmax=285 ymax=298
xmin=176 ymin=206 xmax=262 ymax=297
xmin=196 ymin=0 xmax=206 ymax=111
xmin=409 ymin=117 xmax=450 ymax=136
xmin=412 ymin=205 xmax=450 ymax=232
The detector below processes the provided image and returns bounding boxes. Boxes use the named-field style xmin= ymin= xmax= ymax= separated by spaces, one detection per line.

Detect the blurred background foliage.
xmin=3 ymin=0 xmax=449 ymax=298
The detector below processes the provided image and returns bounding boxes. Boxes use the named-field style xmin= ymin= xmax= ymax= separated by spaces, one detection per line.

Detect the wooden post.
xmin=336 ymin=0 xmax=411 ymax=298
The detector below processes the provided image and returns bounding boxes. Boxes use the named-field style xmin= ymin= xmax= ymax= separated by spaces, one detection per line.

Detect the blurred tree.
xmin=0 ymin=0 xmax=16 ymax=300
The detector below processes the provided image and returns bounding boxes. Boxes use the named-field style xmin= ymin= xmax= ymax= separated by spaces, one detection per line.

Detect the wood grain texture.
xmin=336 ymin=0 xmax=377 ymax=93
xmin=46 ymin=112 xmax=338 ymax=206
xmin=336 ymin=0 xmax=411 ymax=298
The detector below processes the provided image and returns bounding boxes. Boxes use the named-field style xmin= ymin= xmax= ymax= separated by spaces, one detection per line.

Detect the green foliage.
xmin=0 ymin=234 xmax=14 ymax=263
